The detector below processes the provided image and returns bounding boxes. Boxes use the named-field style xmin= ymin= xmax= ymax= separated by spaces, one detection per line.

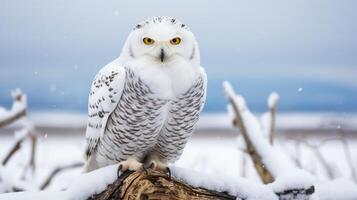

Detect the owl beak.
xmin=160 ymin=48 xmax=165 ymax=62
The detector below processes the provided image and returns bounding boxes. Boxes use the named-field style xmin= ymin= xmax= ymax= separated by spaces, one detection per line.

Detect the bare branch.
xmin=0 ymin=90 xmax=27 ymax=128
xmin=268 ymin=92 xmax=279 ymax=145
xmin=291 ymin=135 xmax=356 ymax=181
xmin=223 ymin=81 xmax=274 ymax=184
xmin=336 ymin=134 xmax=357 ymax=182
xmin=311 ymin=147 xmax=335 ymax=179
xmin=20 ymin=131 xmax=38 ymax=179
xmin=28 ymin=132 xmax=37 ymax=174
xmin=1 ymin=134 xmax=27 ymax=166
xmin=293 ymin=140 xmax=302 ymax=168
xmin=0 ymin=109 xmax=26 ymax=128
xmin=287 ymin=137 xmax=337 ymax=180
xmin=223 ymin=82 xmax=315 ymax=200
xmin=40 ymin=162 xmax=84 ymax=190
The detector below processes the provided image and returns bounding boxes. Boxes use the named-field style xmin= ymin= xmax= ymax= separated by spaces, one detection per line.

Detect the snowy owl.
xmin=84 ymin=16 xmax=206 ymax=173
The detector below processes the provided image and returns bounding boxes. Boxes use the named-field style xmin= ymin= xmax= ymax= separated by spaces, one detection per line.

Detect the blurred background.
xmin=0 ymin=0 xmax=357 ymax=195
xmin=1 ymin=0 xmax=357 ymax=113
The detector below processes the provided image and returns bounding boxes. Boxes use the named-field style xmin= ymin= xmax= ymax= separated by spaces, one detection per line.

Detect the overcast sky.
xmin=1 ymin=0 xmax=357 ymax=112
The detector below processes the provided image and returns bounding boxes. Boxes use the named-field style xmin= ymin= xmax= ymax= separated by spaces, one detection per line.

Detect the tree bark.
xmin=88 ymin=170 xmax=237 ymax=200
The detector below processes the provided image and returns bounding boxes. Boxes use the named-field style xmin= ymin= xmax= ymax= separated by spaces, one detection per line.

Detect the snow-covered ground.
xmin=0 ymin=113 xmax=357 ymax=199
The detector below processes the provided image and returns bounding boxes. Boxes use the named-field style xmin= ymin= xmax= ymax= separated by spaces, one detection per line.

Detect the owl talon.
xmin=117 ymin=164 xmax=123 ymax=177
xmin=166 ymin=167 xmax=171 ymax=179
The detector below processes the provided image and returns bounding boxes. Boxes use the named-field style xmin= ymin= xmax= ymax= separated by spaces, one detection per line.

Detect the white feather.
xmin=85 ymin=59 xmax=126 ymax=152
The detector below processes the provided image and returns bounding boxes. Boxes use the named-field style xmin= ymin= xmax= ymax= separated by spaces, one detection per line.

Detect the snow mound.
xmin=65 ymin=164 xmax=120 ymax=200
xmin=316 ymin=178 xmax=357 ymax=200
xmin=171 ymin=166 xmax=277 ymax=200
xmin=0 ymin=164 xmax=120 ymax=200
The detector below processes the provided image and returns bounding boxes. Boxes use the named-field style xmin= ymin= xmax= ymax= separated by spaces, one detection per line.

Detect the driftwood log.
xmin=88 ymin=170 xmax=237 ymax=200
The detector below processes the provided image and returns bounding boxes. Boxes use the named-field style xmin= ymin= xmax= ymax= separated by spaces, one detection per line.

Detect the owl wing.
xmin=85 ymin=60 xmax=126 ymax=159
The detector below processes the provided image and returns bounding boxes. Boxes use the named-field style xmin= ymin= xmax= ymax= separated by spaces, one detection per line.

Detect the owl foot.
xmin=146 ymin=160 xmax=171 ymax=179
xmin=117 ymin=158 xmax=143 ymax=176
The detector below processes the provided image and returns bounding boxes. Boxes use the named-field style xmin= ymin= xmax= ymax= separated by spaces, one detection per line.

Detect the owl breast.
xmin=95 ymin=66 xmax=205 ymax=166
xmin=96 ymin=67 xmax=168 ymax=164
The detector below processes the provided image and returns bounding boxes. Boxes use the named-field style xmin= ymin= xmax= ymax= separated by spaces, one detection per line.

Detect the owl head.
xmin=120 ymin=16 xmax=200 ymax=66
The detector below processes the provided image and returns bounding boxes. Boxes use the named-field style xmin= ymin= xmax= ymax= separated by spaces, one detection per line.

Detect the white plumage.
xmin=84 ymin=16 xmax=206 ymax=172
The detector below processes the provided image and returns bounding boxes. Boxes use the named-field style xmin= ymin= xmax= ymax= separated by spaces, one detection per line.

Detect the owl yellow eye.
xmin=143 ymin=37 xmax=155 ymax=45
xmin=170 ymin=37 xmax=181 ymax=45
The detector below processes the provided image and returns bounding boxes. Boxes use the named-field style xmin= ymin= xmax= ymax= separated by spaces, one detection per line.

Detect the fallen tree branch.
xmin=223 ymin=81 xmax=274 ymax=184
xmin=88 ymin=170 xmax=237 ymax=200
xmin=223 ymin=81 xmax=315 ymax=200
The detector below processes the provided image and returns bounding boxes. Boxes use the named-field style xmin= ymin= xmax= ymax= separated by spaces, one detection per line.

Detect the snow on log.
xmin=223 ymin=81 xmax=315 ymax=199
xmin=0 ymin=89 xmax=27 ymax=128
xmin=170 ymin=166 xmax=276 ymax=200
xmin=0 ymin=165 xmax=279 ymax=200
